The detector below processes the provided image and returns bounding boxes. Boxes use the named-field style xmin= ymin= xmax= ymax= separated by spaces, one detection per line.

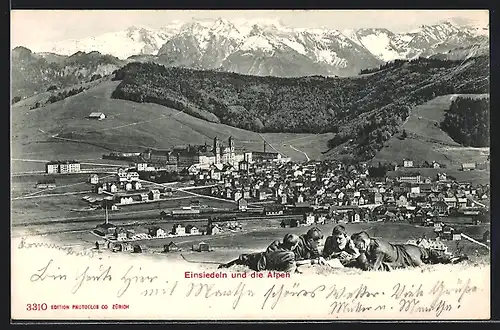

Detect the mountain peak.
xmin=210 ymin=17 xmax=240 ymax=35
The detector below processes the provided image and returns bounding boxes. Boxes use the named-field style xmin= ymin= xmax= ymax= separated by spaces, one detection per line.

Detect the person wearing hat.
xmin=322 ymin=225 xmax=360 ymax=267
xmin=218 ymin=233 xmax=301 ymax=272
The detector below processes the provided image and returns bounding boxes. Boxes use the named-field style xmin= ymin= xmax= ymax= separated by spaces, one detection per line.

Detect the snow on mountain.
xmin=344 ymin=21 xmax=487 ymax=62
xmin=30 ymin=25 xmax=180 ymax=59
xmin=22 ymin=17 xmax=489 ymax=77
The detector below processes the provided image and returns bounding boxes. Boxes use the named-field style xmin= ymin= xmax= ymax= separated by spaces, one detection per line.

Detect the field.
xmin=372 ymin=94 xmax=490 ymax=168
xmin=10 ymin=171 xmax=237 ymax=227
xmin=11 ymin=79 xmax=333 ymax=163
xmin=27 ymin=219 xmax=490 ymax=270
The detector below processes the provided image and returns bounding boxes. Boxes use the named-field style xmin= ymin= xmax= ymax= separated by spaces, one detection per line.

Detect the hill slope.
xmin=12 ymin=56 xmax=489 ymax=165
xmin=11 ymin=79 xmax=331 ymax=163
xmin=372 ymin=94 xmax=490 ymax=166
xmin=110 ymin=55 xmax=489 ymax=161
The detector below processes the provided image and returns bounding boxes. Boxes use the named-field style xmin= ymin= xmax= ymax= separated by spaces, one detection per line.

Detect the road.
xmin=289 ymin=145 xmax=310 ymax=162
xmin=469 ymin=198 xmax=488 ymax=208
xmin=12 ymin=191 xmax=92 ymax=200
xmin=14 ymin=174 xmax=116 ymax=199
xmin=138 ymin=179 xmax=233 ymax=204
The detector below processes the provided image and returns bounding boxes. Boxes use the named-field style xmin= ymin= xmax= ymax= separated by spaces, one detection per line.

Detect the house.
xmin=185 ymin=225 xmax=200 ymax=235
xmin=136 ymin=163 xmax=148 ymax=171
xmin=148 ymin=227 xmax=167 ymax=238
xmin=109 ymin=184 xmax=118 ymax=193
xmin=410 ymin=186 xmax=421 ymax=194
xmin=192 ymin=242 xmax=210 ymax=252
xmin=280 ymin=193 xmax=290 ymax=205
xmin=163 ymin=242 xmax=181 ymax=253
xmin=461 ymin=163 xmax=476 ymax=171
xmin=399 ymin=174 xmax=421 ymax=184
xmin=237 ymin=197 xmax=248 ymax=211
xmin=304 ymin=213 xmax=315 ymax=225
xmin=206 ymin=223 xmax=221 ymax=235
xmin=117 ymin=172 xmax=128 ymax=182
xmin=149 ymin=189 xmax=161 ymax=200
xmin=316 ymin=214 xmax=327 ymax=225
xmin=349 ymin=212 xmax=361 ymax=223
xmin=45 ymin=162 xmax=59 ymax=174
xmin=172 ymin=224 xmax=186 ymax=236
xmin=118 ymin=196 xmax=134 ymax=205
xmin=127 ymin=172 xmax=140 ymax=182
xmin=233 ymin=190 xmax=243 ymax=202
xmin=89 ymin=174 xmax=99 ymax=184
xmin=45 ymin=160 xmax=81 ymax=174
xmin=374 ymin=192 xmax=383 ymax=204
xmin=432 ymin=161 xmax=441 ymax=169
xmin=443 ymin=197 xmax=457 ymax=208
xmin=396 ymin=195 xmax=408 ymax=207
xmin=94 ymin=221 xmax=117 ymax=236
xmin=93 ymin=185 xmax=104 ymax=194
xmin=114 ymin=228 xmax=128 ymax=241
xmin=88 ymin=112 xmax=106 ymax=120
xmin=457 ymin=198 xmax=468 ymax=208
xmin=433 ymin=201 xmax=449 ymax=215
xmin=403 ymin=159 xmax=414 ymax=168
xmin=296 ymin=194 xmax=305 ymax=204
xmin=440 ymin=226 xmax=455 ymax=240
xmin=36 ymin=179 xmax=56 ymax=189
xmin=125 ymin=182 xmax=133 ymax=191
xmin=437 ymin=173 xmax=447 ymax=182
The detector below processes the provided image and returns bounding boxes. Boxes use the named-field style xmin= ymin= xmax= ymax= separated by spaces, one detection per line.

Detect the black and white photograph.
xmin=11 ymin=9 xmax=491 ymax=320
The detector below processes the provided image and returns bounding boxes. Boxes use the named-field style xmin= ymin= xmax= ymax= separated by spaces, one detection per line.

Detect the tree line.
xmin=110 ymin=55 xmax=489 ymax=162
xmin=440 ymin=97 xmax=489 ymax=147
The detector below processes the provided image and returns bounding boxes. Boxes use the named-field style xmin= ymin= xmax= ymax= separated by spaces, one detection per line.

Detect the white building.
xmin=88 ymin=112 xmax=106 ymax=120
xmin=304 ymin=213 xmax=315 ymax=225
xmin=403 ymin=159 xmax=414 ymax=168
xmin=89 ymin=174 xmax=99 ymax=184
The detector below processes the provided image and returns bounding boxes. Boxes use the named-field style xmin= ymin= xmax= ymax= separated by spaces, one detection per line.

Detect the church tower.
xmin=228 ymin=136 xmax=234 ymax=153
xmin=228 ymin=136 xmax=235 ymax=164
xmin=213 ymin=136 xmax=221 ymax=164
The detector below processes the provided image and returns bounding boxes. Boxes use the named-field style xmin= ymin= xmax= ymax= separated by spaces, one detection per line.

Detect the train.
xmin=158 ymin=204 xmax=328 ymax=221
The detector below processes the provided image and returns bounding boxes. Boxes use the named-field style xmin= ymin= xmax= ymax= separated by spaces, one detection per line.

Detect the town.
xmin=39 ymin=136 xmax=490 ymax=253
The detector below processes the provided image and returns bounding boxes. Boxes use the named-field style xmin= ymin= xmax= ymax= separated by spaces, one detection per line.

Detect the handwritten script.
xmin=18 ymin=237 xmax=100 ymax=259
xmin=25 ymin=257 xmax=484 ymax=318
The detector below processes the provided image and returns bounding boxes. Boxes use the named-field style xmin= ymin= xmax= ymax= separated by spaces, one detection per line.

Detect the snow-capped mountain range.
xmin=23 ymin=17 xmax=489 ymax=77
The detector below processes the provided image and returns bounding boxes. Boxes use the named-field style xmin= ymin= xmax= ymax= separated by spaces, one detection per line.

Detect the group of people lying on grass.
xmin=218 ymin=225 xmax=468 ymax=273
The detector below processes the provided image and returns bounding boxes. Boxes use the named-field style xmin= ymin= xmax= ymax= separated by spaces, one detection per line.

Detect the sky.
xmin=11 ymin=10 xmax=489 ymax=48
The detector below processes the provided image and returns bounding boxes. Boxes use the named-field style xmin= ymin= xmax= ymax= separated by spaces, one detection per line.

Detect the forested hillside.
xmin=111 ymin=55 xmax=489 ymax=161
xmin=440 ymin=97 xmax=490 ymax=147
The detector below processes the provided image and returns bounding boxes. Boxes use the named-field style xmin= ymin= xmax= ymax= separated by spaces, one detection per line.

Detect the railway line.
xmin=13 ymin=212 xmax=304 ymax=228
xmin=12 ymin=214 xmax=305 ymax=237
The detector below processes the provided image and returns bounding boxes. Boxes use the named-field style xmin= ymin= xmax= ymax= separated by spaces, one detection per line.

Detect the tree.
xmin=11 ymin=96 xmax=21 ymax=104
xmin=402 ymin=129 xmax=408 ymax=139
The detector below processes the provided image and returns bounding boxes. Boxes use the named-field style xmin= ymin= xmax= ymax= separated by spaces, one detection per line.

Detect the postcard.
xmin=11 ymin=9 xmax=490 ymax=321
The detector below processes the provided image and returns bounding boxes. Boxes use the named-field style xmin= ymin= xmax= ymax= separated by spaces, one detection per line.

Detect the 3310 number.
xmin=26 ymin=303 xmax=47 ymax=311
